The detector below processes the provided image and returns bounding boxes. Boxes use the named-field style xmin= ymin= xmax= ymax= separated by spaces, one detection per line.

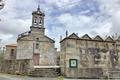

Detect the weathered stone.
xmin=60 ymin=33 xmax=120 ymax=78
xmin=3 ymin=7 xmax=59 ymax=77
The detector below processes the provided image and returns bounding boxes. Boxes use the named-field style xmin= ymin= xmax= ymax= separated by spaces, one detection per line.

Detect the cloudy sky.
xmin=0 ymin=0 xmax=120 ymax=49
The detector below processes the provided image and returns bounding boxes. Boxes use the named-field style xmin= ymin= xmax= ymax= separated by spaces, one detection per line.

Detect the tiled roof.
xmin=6 ymin=44 xmax=17 ymax=47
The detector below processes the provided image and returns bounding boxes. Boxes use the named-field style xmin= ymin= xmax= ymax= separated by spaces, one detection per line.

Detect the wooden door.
xmin=33 ymin=54 xmax=40 ymax=65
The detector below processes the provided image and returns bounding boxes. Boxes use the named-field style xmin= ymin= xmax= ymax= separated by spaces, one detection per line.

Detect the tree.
xmin=0 ymin=52 xmax=3 ymax=64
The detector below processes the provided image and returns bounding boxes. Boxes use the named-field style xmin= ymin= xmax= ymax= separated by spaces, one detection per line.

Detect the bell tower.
xmin=32 ymin=5 xmax=45 ymax=28
xmin=30 ymin=6 xmax=45 ymax=36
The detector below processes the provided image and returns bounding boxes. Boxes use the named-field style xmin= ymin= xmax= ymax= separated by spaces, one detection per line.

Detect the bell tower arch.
xmin=32 ymin=5 xmax=45 ymax=28
xmin=30 ymin=6 xmax=45 ymax=36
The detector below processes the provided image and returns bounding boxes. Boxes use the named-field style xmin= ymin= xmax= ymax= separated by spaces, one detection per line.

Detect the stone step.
xmin=28 ymin=68 xmax=60 ymax=77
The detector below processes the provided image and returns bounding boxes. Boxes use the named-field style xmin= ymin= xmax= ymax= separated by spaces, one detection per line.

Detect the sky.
xmin=0 ymin=0 xmax=120 ymax=49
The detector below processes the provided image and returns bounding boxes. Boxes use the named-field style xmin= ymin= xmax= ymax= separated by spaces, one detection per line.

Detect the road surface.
xmin=0 ymin=77 xmax=11 ymax=80
xmin=0 ymin=74 xmax=57 ymax=80
xmin=0 ymin=73 xmax=119 ymax=80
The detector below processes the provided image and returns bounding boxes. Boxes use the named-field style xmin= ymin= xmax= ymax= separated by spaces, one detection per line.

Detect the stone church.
xmin=3 ymin=7 xmax=59 ymax=77
xmin=17 ymin=7 xmax=57 ymax=66
xmin=3 ymin=6 xmax=120 ymax=78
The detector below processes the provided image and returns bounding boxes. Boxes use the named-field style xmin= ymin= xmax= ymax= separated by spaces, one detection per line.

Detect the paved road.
xmin=0 ymin=77 xmax=11 ymax=80
xmin=0 ymin=76 xmax=58 ymax=80
xmin=0 ymin=74 xmax=58 ymax=80
xmin=0 ymin=74 xmax=119 ymax=80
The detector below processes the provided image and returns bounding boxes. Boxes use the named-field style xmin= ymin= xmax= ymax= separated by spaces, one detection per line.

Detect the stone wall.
xmin=17 ymin=40 xmax=33 ymax=59
xmin=65 ymin=68 xmax=103 ymax=78
xmin=4 ymin=45 xmax=16 ymax=60
xmin=1 ymin=59 xmax=31 ymax=75
xmin=60 ymin=34 xmax=120 ymax=78
xmin=17 ymin=26 xmax=57 ymax=66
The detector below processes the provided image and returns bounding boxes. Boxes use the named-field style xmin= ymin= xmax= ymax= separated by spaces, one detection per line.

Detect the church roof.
xmin=60 ymin=33 xmax=116 ymax=43
xmin=17 ymin=31 xmax=30 ymax=40
xmin=68 ymin=33 xmax=79 ymax=39
xmin=6 ymin=44 xmax=17 ymax=47
xmin=81 ymin=34 xmax=92 ymax=40
xmin=116 ymin=36 xmax=120 ymax=41
xmin=60 ymin=33 xmax=79 ymax=43
xmin=94 ymin=35 xmax=103 ymax=41
xmin=44 ymin=36 xmax=55 ymax=43
xmin=105 ymin=36 xmax=114 ymax=42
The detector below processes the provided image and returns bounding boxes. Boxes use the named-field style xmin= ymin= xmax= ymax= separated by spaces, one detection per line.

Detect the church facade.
xmin=16 ymin=7 xmax=57 ymax=66
xmin=3 ymin=7 xmax=59 ymax=76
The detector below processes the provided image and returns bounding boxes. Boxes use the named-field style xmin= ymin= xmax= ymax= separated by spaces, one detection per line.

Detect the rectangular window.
xmin=10 ymin=49 xmax=16 ymax=59
xmin=11 ymin=49 xmax=14 ymax=56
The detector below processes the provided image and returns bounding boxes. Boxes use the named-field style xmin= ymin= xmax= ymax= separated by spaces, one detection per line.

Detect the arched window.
xmin=34 ymin=19 xmax=36 ymax=23
xmin=34 ymin=17 xmax=37 ymax=23
xmin=40 ymin=20 xmax=42 ymax=24
xmin=39 ymin=17 xmax=42 ymax=24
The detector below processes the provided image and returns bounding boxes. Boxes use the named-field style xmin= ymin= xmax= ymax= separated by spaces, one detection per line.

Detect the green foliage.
xmin=58 ymin=75 xmax=64 ymax=80
xmin=0 ymin=51 xmax=4 ymax=64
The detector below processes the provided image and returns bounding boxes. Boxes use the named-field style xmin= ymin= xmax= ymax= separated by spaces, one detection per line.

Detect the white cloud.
xmin=0 ymin=33 xmax=16 ymax=47
xmin=43 ymin=0 xmax=82 ymax=12
xmin=99 ymin=0 xmax=120 ymax=35
xmin=57 ymin=13 xmax=111 ymax=36
xmin=93 ymin=22 xmax=112 ymax=35
xmin=0 ymin=0 xmax=32 ymax=46
xmin=0 ymin=16 xmax=31 ymax=34
xmin=44 ymin=0 xmax=73 ymax=7
xmin=99 ymin=0 xmax=120 ymax=15
xmin=0 ymin=17 xmax=31 ymax=46
xmin=111 ymin=11 xmax=120 ymax=34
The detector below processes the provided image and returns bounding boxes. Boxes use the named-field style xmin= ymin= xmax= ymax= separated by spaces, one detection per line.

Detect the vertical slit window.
xmin=36 ymin=43 xmax=39 ymax=49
